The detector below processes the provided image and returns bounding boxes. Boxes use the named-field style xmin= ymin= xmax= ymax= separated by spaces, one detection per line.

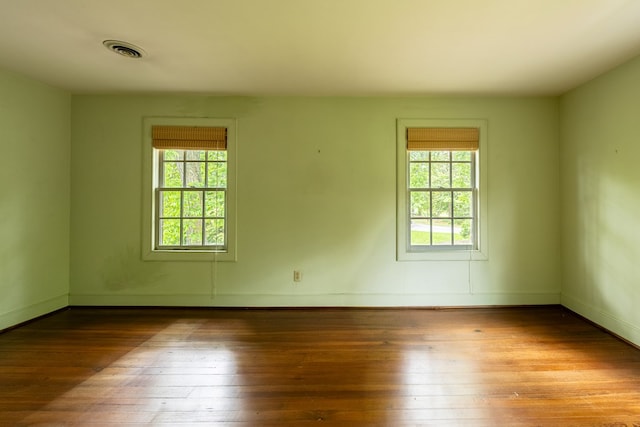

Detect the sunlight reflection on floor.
xmin=19 ymin=319 xmax=243 ymax=424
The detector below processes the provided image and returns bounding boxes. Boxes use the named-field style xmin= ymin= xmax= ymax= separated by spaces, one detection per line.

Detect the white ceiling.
xmin=2 ymin=0 xmax=640 ymax=96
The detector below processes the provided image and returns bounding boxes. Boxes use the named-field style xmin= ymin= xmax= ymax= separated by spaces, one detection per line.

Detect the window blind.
xmin=152 ymin=126 xmax=227 ymax=150
xmin=407 ymin=127 xmax=479 ymax=151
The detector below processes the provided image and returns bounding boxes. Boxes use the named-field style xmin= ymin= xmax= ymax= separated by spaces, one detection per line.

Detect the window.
xmin=142 ymin=118 xmax=236 ymax=261
xmin=408 ymin=148 xmax=475 ymax=248
xmin=156 ymin=143 xmax=227 ymax=250
xmin=397 ymin=119 xmax=487 ymax=261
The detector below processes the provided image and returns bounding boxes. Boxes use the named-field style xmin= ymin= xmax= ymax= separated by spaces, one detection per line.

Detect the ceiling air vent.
xmin=103 ymin=40 xmax=146 ymax=59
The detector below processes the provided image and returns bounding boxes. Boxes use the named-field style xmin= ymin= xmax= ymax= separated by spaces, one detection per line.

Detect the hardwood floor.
xmin=1 ymin=306 xmax=639 ymax=426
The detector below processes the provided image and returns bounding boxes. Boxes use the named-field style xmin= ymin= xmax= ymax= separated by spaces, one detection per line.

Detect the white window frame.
xmin=396 ymin=119 xmax=488 ymax=261
xmin=142 ymin=117 xmax=237 ymax=262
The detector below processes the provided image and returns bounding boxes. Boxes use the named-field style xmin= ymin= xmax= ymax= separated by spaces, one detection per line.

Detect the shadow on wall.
xmin=574 ymin=153 xmax=639 ymax=321
xmin=490 ymin=169 xmax=537 ymax=295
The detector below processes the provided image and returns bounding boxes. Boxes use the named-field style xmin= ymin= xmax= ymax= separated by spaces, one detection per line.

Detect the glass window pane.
xmin=431 ymin=163 xmax=450 ymax=188
xmin=208 ymin=151 xmax=227 ymax=161
xmin=432 ymin=191 xmax=452 ymax=217
xmin=162 ymin=162 xmax=183 ymax=187
xmin=184 ymin=191 xmax=203 ymax=217
xmin=452 ymin=151 xmax=471 ymax=161
xmin=410 ymin=191 xmax=430 ymax=218
xmin=207 ymin=162 xmax=227 ymax=188
xmin=453 ymin=191 xmax=472 ymax=217
xmin=409 ymin=151 xmax=428 ymax=161
xmin=159 ymin=219 xmax=180 ymax=246
xmin=186 ymin=150 xmax=206 ymax=161
xmin=431 ymin=151 xmax=449 ymax=161
xmin=432 ymin=219 xmax=452 ymax=245
xmin=159 ymin=191 xmax=181 ymax=217
xmin=185 ymin=162 xmax=205 ymax=187
xmin=205 ymin=219 xmax=225 ymax=245
xmin=409 ymin=163 xmax=429 ymax=188
xmin=205 ymin=191 xmax=225 ymax=217
xmin=454 ymin=219 xmax=472 ymax=245
xmin=410 ymin=219 xmax=431 ymax=246
xmin=452 ymin=163 xmax=471 ymax=188
xmin=183 ymin=219 xmax=203 ymax=245
xmin=163 ymin=150 xmax=183 ymax=161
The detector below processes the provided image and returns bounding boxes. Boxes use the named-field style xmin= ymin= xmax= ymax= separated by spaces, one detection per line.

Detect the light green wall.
xmin=0 ymin=70 xmax=70 ymax=330
xmin=560 ymin=55 xmax=640 ymax=345
xmin=70 ymin=96 xmax=560 ymax=306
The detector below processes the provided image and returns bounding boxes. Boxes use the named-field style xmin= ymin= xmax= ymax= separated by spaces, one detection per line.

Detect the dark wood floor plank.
xmin=1 ymin=306 xmax=639 ymax=426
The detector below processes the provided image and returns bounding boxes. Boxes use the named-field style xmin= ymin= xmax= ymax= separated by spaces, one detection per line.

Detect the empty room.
xmin=1 ymin=0 xmax=640 ymax=425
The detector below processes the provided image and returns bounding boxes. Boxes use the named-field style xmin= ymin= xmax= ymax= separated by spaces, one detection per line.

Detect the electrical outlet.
xmin=293 ymin=270 xmax=302 ymax=282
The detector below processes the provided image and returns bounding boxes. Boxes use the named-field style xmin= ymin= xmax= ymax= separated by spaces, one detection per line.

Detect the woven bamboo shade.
xmin=407 ymin=127 xmax=479 ymax=151
xmin=152 ymin=126 xmax=227 ymax=150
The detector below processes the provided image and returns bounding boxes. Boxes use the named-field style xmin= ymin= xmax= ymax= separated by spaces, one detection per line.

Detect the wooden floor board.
xmin=1 ymin=306 xmax=640 ymax=426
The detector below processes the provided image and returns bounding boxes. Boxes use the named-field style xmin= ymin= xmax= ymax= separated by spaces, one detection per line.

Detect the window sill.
xmin=142 ymin=249 xmax=236 ymax=262
xmin=397 ymin=249 xmax=487 ymax=262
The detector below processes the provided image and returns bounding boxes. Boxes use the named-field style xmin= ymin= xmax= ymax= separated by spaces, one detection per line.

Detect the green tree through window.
xmin=157 ymin=149 xmax=228 ymax=249
xmin=408 ymin=149 xmax=476 ymax=248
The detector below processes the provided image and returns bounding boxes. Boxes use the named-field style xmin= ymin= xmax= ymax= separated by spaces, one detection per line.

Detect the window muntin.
xmin=408 ymin=150 xmax=476 ymax=249
xmin=156 ymin=149 xmax=228 ymax=250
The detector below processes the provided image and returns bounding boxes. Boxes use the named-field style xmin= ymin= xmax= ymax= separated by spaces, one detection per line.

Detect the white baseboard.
xmin=561 ymin=293 xmax=640 ymax=347
xmin=0 ymin=294 xmax=69 ymax=331
xmin=69 ymin=292 xmax=560 ymax=308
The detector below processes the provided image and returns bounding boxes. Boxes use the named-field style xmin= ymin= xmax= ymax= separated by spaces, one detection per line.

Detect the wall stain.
xmin=102 ymin=246 xmax=167 ymax=290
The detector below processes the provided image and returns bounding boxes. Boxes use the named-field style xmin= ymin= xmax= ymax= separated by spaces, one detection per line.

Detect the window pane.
xmin=163 ymin=150 xmax=183 ymax=161
xmin=159 ymin=191 xmax=181 ymax=217
xmin=208 ymin=151 xmax=227 ymax=161
xmin=410 ymin=219 xmax=431 ymax=246
xmin=432 ymin=219 xmax=452 ymax=245
xmin=184 ymin=191 xmax=203 ymax=217
xmin=207 ymin=162 xmax=227 ymax=188
xmin=431 ymin=163 xmax=450 ymax=188
xmin=452 ymin=162 xmax=471 ymax=188
xmin=159 ymin=219 xmax=180 ymax=246
xmin=186 ymin=150 xmax=206 ymax=161
xmin=163 ymin=162 xmax=183 ymax=187
xmin=409 ymin=151 xmax=428 ymax=161
xmin=452 ymin=151 xmax=471 ymax=161
xmin=205 ymin=219 xmax=225 ymax=245
xmin=432 ymin=191 xmax=451 ymax=217
xmin=205 ymin=191 xmax=225 ymax=217
xmin=453 ymin=191 xmax=472 ymax=217
xmin=409 ymin=163 xmax=429 ymax=188
xmin=454 ymin=219 xmax=472 ymax=245
xmin=185 ymin=162 xmax=205 ymax=187
xmin=183 ymin=219 xmax=203 ymax=245
xmin=410 ymin=191 xmax=430 ymax=217
xmin=431 ymin=151 xmax=449 ymax=161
